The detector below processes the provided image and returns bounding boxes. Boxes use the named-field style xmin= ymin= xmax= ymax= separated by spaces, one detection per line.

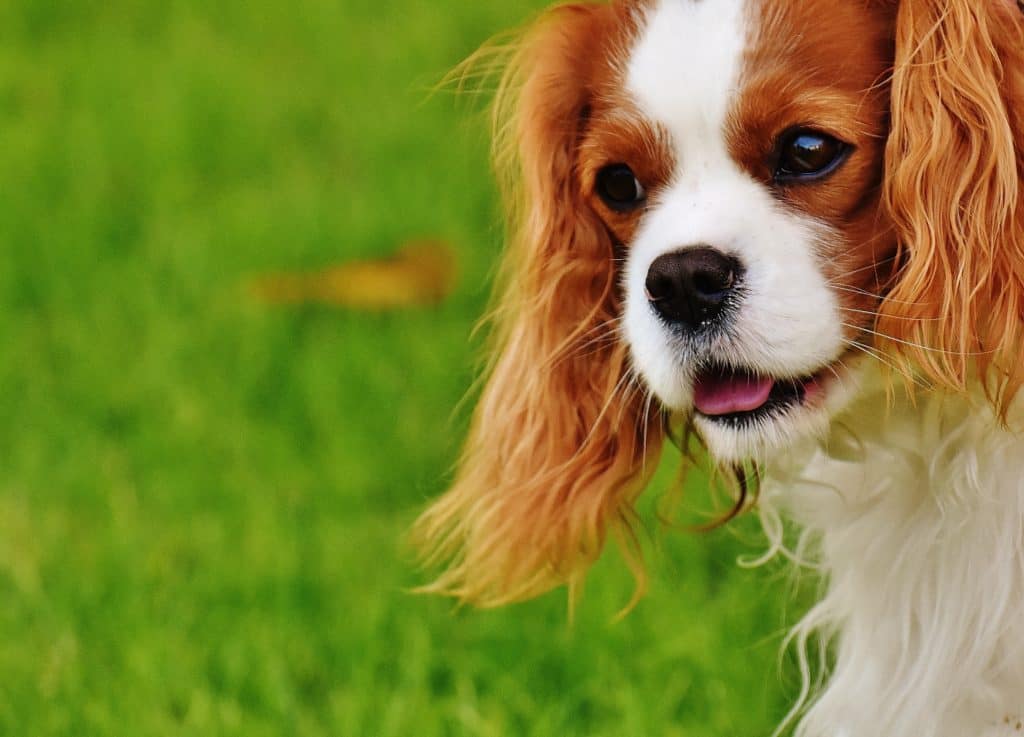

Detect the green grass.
xmin=0 ymin=1 xmax=804 ymax=735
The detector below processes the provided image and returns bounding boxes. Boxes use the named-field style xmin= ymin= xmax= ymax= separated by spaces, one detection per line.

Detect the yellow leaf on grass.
xmin=251 ymin=240 xmax=458 ymax=310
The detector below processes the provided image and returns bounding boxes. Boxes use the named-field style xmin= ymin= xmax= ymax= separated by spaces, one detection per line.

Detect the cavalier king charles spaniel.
xmin=416 ymin=1 xmax=1024 ymax=735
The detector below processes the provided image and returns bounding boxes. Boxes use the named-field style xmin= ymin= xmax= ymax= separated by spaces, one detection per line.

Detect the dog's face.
xmin=589 ymin=0 xmax=895 ymax=462
xmin=417 ymin=0 xmax=1024 ymax=605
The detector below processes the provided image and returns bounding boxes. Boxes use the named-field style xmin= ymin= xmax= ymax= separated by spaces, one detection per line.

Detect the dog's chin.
xmin=681 ymin=359 xmax=862 ymax=464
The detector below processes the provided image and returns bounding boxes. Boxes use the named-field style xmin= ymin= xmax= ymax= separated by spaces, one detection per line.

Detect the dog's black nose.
xmin=645 ymin=247 xmax=741 ymax=329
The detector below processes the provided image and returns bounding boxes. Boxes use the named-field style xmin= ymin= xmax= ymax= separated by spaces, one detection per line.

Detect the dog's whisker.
xmin=843 ymin=339 xmax=927 ymax=387
xmin=839 ymin=306 xmax=942 ymax=322
xmin=824 ymin=284 xmax=932 ymax=307
xmin=827 ymin=255 xmax=899 ymax=282
xmin=842 ymin=323 xmax=995 ymax=357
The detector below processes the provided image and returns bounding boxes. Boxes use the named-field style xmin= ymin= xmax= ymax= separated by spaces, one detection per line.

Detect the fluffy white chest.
xmin=761 ymin=377 xmax=1024 ymax=737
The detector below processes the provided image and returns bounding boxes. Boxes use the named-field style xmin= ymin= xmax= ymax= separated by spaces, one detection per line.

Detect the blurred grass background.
xmin=0 ymin=1 xmax=802 ymax=735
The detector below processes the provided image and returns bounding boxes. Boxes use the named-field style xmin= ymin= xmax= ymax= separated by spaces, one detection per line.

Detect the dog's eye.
xmin=596 ymin=164 xmax=646 ymax=211
xmin=775 ymin=130 xmax=848 ymax=182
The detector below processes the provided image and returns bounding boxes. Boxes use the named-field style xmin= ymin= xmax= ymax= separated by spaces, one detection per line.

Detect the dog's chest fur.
xmin=761 ymin=370 xmax=1024 ymax=737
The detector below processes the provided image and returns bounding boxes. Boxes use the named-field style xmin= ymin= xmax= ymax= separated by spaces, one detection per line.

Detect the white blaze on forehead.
xmin=622 ymin=0 xmax=759 ymax=250
xmin=626 ymin=0 xmax=749 ymax=161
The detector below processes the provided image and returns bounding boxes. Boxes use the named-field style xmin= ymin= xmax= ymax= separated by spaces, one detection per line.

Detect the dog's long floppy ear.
xmin=879 ymin=0 xmax=1024 ymax=413
xmin=414 ymin=4 xmax=663 ymax=607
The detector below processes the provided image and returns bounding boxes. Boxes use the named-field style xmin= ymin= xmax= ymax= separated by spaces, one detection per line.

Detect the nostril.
xmin=645 ymin=247 xmax=742 ymax=329
xmin=692 ymin=268 xmax=735 ymax=298
xmin=684 ymin=248 xmax=739 ymax=296
xmin=645 ymin=273 xmax=676 ymax=303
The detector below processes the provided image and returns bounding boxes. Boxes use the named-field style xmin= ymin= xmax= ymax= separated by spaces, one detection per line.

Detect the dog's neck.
xmin=762 ymin=369 xmax=1024 ymax=737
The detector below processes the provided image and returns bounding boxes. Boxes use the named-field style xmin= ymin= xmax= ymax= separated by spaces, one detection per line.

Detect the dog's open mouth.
xmin=693 ymin=364 xmax=825 ymax=425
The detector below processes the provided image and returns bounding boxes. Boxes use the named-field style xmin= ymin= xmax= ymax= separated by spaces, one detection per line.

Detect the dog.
xmin=416 ymin=1 xmax=1024 ymax=735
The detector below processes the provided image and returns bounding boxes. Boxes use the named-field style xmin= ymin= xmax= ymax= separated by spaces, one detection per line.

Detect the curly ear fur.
xmin=879 ymin=0 xmax=1024 ymax=414
xmin=414 ymin=4 xmax=663 ymax=607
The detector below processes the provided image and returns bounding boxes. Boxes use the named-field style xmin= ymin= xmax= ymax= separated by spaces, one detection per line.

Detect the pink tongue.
xmin=693 ymin=372 xmax=775 ymax=416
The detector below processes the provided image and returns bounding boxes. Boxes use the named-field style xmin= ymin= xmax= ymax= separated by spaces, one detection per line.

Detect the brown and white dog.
xmin=416 ymin=2 xmax=1024 ymax=735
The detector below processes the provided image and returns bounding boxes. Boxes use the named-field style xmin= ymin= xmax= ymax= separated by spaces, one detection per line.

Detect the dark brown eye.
xmin=596 ymin=164 xmax=646 ymax=211
xmin=775 ymin=130 xmax=848 ymax=182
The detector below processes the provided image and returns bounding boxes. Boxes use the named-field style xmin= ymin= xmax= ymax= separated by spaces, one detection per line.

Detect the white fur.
xmin=759 ymin=367 xmax=1024 ymax=737
xmin=623 ymin=0 xmax=846 ymax=461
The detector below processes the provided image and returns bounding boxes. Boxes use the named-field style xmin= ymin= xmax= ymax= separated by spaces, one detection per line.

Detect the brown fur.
xmin=879 ymin=0 xmax=1024 ymax=414
xmin=413 ymin=2 xmax=663 ymax=607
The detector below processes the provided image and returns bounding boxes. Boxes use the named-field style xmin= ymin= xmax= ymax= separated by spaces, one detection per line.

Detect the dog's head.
xmin=417 ymin=0 xmax=1024 ymax=605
